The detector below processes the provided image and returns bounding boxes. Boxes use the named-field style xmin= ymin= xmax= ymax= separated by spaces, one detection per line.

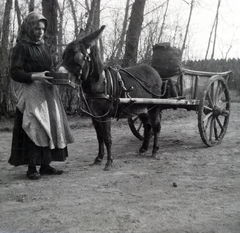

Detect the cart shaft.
xmin=118 ymin=98 xmax=199 ymax=105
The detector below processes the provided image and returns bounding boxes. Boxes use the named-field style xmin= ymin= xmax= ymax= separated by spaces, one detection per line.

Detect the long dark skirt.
xmin=9 ymin=108 xmax=68 ymax=166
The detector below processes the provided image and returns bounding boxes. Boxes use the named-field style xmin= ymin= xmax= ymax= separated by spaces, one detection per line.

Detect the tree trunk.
xmin=29 ymin=0 xmax=35 ymax=12
xmin=68 ymin=0 xmax=78 ymax=37
xmin=84 ymin=0 xmax=102 ymax=57
xmin=158 ymin=0 xmax=170 ymax=42
xmin=181 ymin=0 xmax=194 ymax=54
xmin=205 ymin=20 xmax=215 ymax=59
xmin=211 ymin=0 xmax=221 ymax=59
xmin=0 ymin=0 xmax=13 ymax=116
xmin=205 ymin=0 xmax=221 ymax=59
xmin=115 ymin=0 xmax=130 ymax=59
xmin=42 ymin=0 xmax=58 ymax=67
xmin=122 ymin=0 xmax=146 ymax=67
xmin=85 ymin=0 xmax=100 ymax=34
xmin=57 ymin=0 xmax=66 ymax=62
xmin=14 ymin=0 xmax=21 ymax=27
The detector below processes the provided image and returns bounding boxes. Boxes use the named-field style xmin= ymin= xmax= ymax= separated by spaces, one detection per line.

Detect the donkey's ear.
xmin=76 ymin=28 xmax=85 ymax=39
xmin=82 ymin=25 xmax=106 ymax=48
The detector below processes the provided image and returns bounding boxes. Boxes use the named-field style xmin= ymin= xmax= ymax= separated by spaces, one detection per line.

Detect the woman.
xmin=9 ymin=12 xmax=74 ymax=180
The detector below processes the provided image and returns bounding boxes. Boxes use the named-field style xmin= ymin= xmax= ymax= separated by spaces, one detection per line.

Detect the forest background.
xmin=0 ymin=0 xmax=239 ymax=116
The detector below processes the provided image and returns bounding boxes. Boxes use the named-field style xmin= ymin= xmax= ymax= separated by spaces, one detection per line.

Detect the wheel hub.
xmin=212 ymin=106 xmax=229 ymax=117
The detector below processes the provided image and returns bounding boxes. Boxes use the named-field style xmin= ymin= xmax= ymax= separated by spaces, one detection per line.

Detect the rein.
xmin=76 ymin=66 xmax=164 ymax=120
xmin=76 ymin=68 xmax=118 ymax=120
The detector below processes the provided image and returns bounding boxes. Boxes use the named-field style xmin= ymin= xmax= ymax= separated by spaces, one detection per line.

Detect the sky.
xmin=101 ymin=0 xmax=240 ymax=60
xmin=5 ymin=0 xmax=239 ymax=61
xmin=183 ymin=0 xmax=240 ymax=59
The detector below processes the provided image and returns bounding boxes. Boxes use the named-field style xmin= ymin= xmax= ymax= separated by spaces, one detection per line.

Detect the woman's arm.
xmin=10 ymin=44 xmax=33 ymax=83
xmin=10 ymin=43 xmax=53 ymax=83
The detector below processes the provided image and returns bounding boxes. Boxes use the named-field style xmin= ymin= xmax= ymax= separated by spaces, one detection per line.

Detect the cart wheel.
xmin=198 ymin=75 xmax=230 ymax=146
xmin=128 ymin=117 xmax=144 ymax=140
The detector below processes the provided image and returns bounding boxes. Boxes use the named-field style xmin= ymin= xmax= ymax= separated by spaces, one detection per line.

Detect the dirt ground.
xmin=0 ymin=103 xmax=239 ymax=233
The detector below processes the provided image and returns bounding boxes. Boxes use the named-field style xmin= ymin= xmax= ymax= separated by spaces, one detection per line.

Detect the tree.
xmin=29 ymin=0 xmax=35 ymax=12
xmin=211 ymin=0 xmax=221 ymax=59
xmin=85 ymin=0 xmax=101 ymax=34
xmin=158 ymin=0 xmax=170 ymax=42
xmin=14 ymin=0 xmax=21 ymax=27
xmin=205 ymin=0 xmax=222 ymax=59
xmin=68 ymin=0 xmax=79 ymax=37
xmin=122 ymin=0 xmax=146 ymax=67
xmin=115 ymin=0 xmax=130 ymax=60
xmin=42 ymin=0 xmax=58 ymax=67
xmin=0 ymin=0 xmax=13 ymax=116
xmin=181 ymin=0 xmax=194 ymax=54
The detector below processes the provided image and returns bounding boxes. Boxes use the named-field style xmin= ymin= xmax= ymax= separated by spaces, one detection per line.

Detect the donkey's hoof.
xmin=138 ymin=151 xmax=146 ymax=157
xmin=139 ymin=147 xmax=147 ymax=156
xmin=91 ymin=158 xmax=102 ymax=166
xmin=104 ymin=161 xmax=112 ymax=171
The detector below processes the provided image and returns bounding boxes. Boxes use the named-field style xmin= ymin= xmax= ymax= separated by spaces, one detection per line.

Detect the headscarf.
xmin=17 ymin=11 xmax=48 ymax=44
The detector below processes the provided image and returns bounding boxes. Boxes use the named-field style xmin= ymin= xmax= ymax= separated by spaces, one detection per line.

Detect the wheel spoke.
xmin=209 ymin=116 xmax=214 ymax=141
xmin=214 ymin=81 xmax=221 ymax=104
xmin=206 ymin=91 xmax=214 ymax=108
xmin=216 ymin=116 xmax=224 ymax=131
xmin=203 ymin=105 xmax=213 ymax=115
xmin=203 ymin=113 xmax=212 ymax=130
xmin=137 ymin=122 xmax=143 ymax=132
xmin=213 ymin=118 xmax=219 ymax=140
xmin=132 ymin=116 xmax=139 ymax=123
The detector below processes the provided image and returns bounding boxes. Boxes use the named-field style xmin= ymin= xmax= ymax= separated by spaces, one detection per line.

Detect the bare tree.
xmin=211 ymin=0 xmax=221 ymax=59
xmin=14 ymin=0 xmax=21 ymax=27
xmin=85 ymin=0 xmax=100 ymax=34
xmin=68 ymin=0 xmax=79 ymax=37
xmin=158 ymin=0 xmax=170 ymax=42
xmin=42 ymin=0 xmax=58 ymax=67
xmin=57 ymin=0 xmax=66 ymax=61
xmin=181 ymin=0 xmax=194 ymax=54
xmin=122 ymin=0 xmax=146 ymax=67
xmin=115 ymin=0 xmax=130 ymax=59
xmin=0 ymin=0 xmax=13 ymax=115
xmin=29 ymin=0 xmax=35 ymax=12
xmin=205 ymin=0 xmax=221 ymax=59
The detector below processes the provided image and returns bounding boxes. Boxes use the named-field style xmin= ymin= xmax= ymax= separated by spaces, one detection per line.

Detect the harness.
xmin=78 ymin=67 xmax=132 ymax=119
xmin=71 ymin=49 xmax=164 ymax=120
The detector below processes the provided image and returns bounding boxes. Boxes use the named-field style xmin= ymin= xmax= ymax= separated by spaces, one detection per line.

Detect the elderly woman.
xmin=9 ymin=12 xmax=74 ymax=180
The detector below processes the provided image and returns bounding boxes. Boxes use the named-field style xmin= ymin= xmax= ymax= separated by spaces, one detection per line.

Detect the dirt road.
xmin=0 ymin=103 xmax=240 ymax=233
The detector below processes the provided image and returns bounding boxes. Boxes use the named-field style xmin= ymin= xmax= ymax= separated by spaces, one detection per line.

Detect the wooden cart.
xmin=123 ymin=68 xmax=232 ymax=147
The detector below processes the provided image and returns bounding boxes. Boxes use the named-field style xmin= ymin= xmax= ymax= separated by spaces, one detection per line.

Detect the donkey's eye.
xmin=74 ymin=52 xmax=84 ymax=65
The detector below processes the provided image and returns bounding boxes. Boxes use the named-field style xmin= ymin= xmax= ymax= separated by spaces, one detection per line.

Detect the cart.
xmin=121 ymin=68 xmax=232 ymax=147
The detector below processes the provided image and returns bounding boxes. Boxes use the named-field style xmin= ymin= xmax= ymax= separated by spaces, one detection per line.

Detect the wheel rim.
xmin=128 ymin=117 xmax=144 ymax=140
xmin=198 ymin=76 xmax=230 ymax=146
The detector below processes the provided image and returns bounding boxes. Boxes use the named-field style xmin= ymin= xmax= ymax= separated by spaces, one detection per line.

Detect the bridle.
xmin=72 ymin=48 xmax=92 ymax=80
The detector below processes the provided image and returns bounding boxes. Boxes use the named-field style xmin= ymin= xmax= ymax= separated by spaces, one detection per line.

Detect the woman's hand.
xmin=31 ymin=71 xmax=53 ymax=83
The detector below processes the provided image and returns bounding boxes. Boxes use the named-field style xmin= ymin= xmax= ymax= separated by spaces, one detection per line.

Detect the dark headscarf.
xmin=17 ymin=11 xmax=48 ymax=44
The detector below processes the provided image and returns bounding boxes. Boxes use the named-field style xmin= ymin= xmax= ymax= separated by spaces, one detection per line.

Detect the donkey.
xmin=59 ymin=26 xmax=162 ymax=171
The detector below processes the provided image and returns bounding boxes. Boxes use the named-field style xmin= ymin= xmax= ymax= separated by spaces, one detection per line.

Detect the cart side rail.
xmin=181 ymin=68 xmax=232 ymax=78
xmin=177 ymin=69 xmax=233 ymax=100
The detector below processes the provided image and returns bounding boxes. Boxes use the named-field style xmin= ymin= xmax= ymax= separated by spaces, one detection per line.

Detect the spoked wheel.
xmin=198 ymin=75 xmax=230 ymax=146
xmin=128 ymin=117 xmax=144 ymax=140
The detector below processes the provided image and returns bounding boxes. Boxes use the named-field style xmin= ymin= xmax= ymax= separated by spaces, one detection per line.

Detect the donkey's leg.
xmin=92 ymin=118 xmax=105 ymax=165
xmin=99 ymin=120 xmax=113 ymax=171
xmin=149 ymin=107 xmax=162 ymax=158
xmin=138 ymin=113 xmax=152 ymax=156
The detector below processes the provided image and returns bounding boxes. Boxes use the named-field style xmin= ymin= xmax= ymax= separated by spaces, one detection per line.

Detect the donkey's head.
xmin=59 ymin=25 xmax=106 ymax=83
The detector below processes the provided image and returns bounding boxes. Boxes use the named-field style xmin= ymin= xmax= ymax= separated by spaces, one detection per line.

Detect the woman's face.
xmin=32 ymin=21 xmax=45 ymax=42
